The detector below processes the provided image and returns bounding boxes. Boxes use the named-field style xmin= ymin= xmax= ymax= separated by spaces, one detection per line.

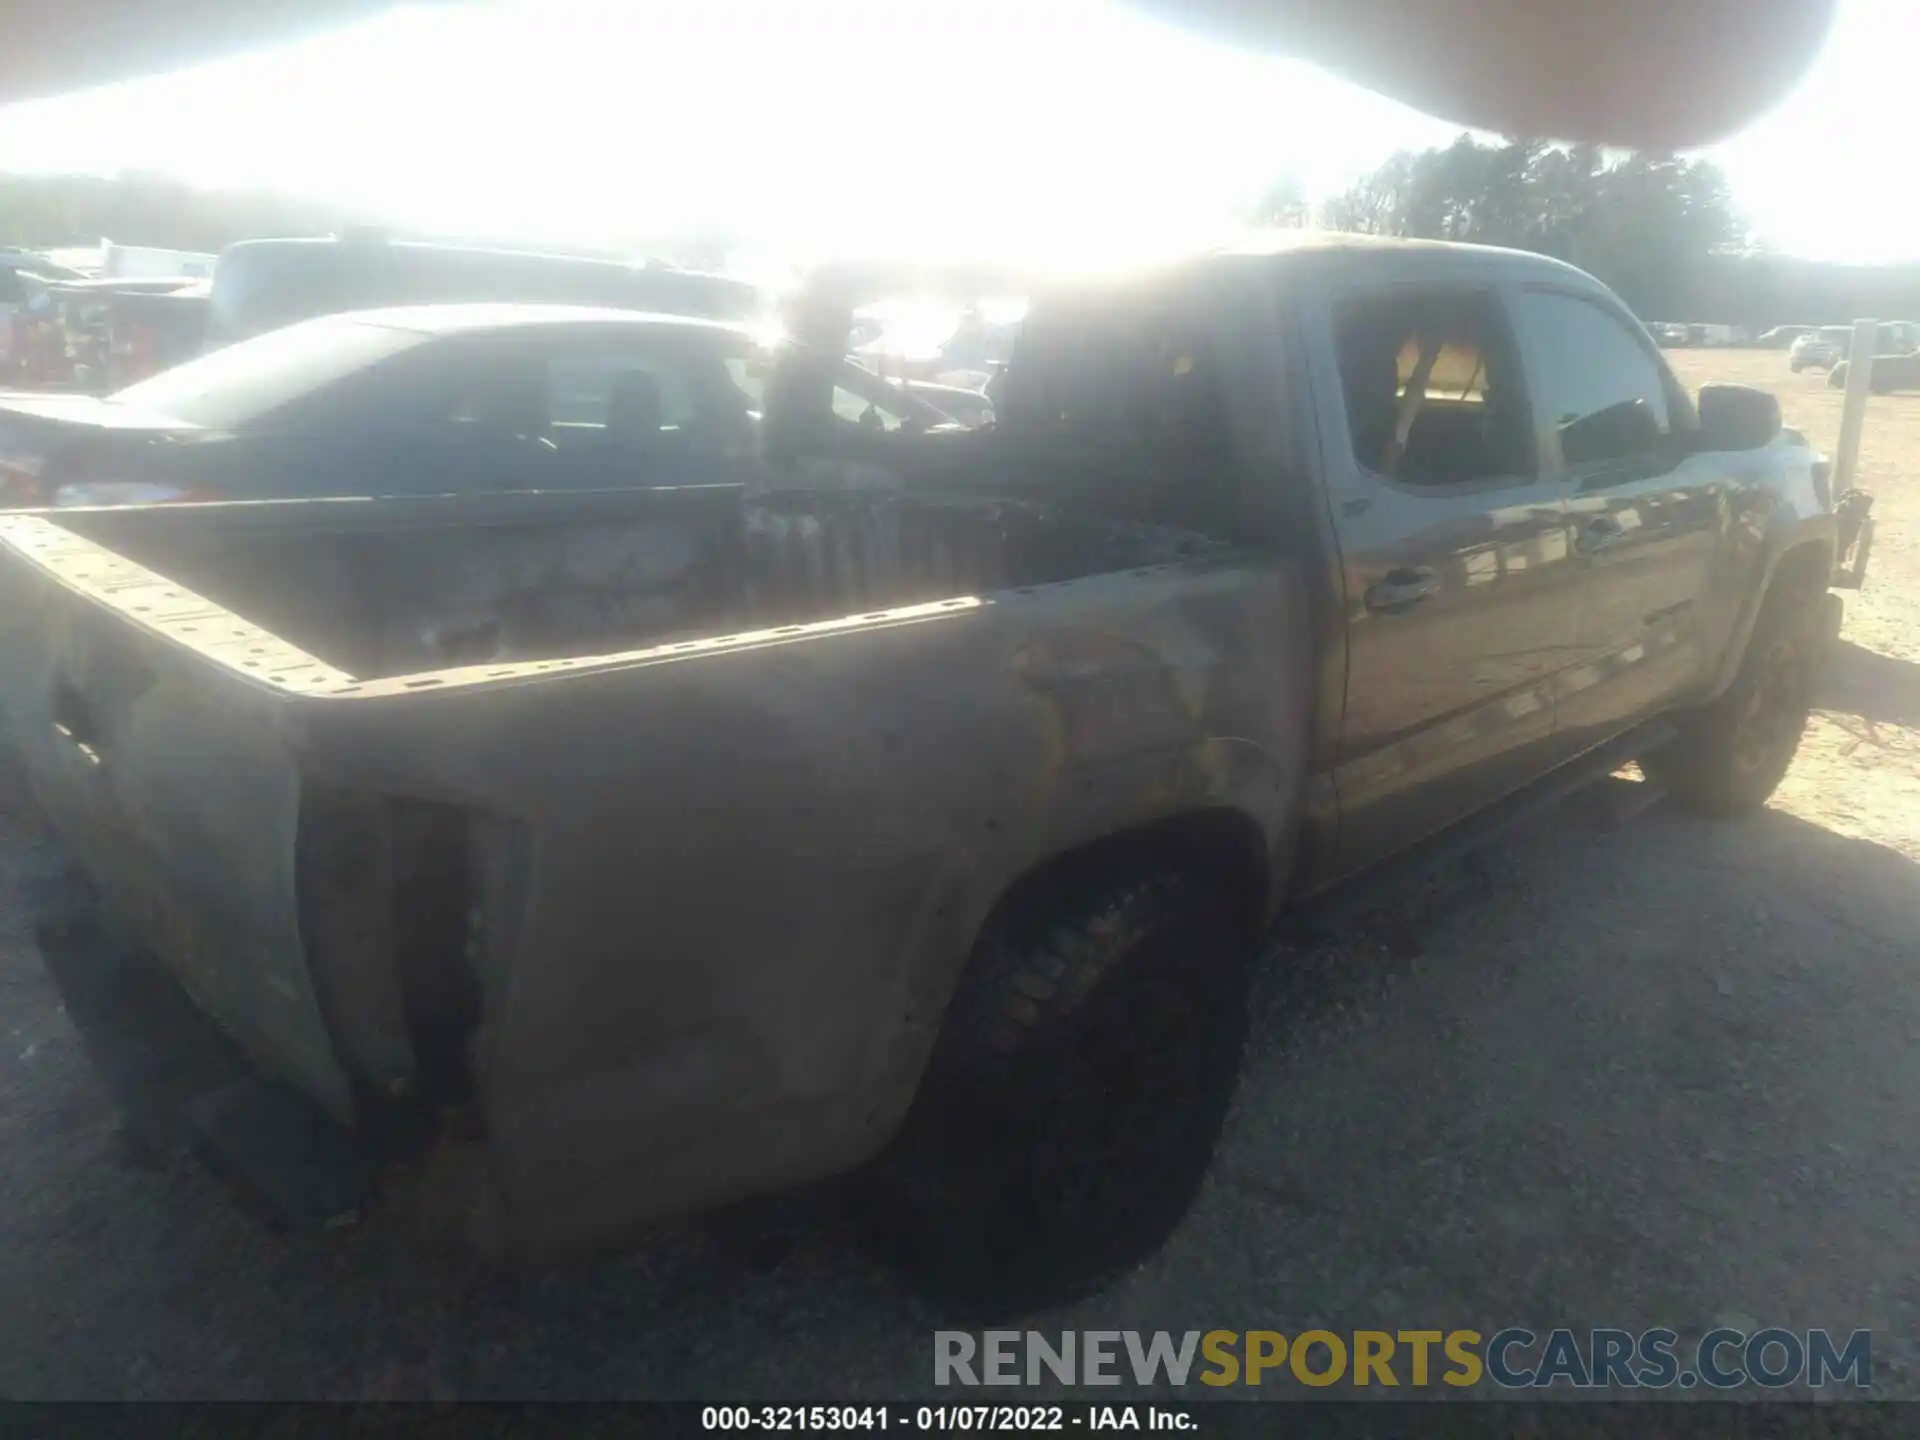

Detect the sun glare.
xmin=0 ymin=0 xmax=1907 ymax=268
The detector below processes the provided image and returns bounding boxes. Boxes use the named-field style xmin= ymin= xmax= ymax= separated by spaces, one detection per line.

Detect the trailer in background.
xmin=99 ymin=240 xmax=217 ymax=280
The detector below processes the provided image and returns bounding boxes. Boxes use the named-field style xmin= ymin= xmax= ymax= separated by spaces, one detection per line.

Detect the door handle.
xmin=1576 ymin=517 xmax=1626 ymax=555
xmin=1364 ymin=568 xmax=1440 ymax=614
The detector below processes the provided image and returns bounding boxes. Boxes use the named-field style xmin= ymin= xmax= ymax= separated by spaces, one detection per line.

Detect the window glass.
xmin=539 ymin=337 xmax=758 ymax=455
xmin=723 ymin=355 xmax=766 ymax=413
xmin=736 ymin=349 xmax=943 ymax=439
xmin=108 ymin=316 xmax=427 ymax=430
xmin=1334 ymin=290 xmax=1529 ymax=486
xmin=1398 ymin=336 xmax=1486 ymax=402
xmin=545 ymin=353 xmax=699 ymax=431
xmin=831 ymin=373 xmax=909 ymax=432
xmin=1512 ymin=290 xmax=1672 ymax=469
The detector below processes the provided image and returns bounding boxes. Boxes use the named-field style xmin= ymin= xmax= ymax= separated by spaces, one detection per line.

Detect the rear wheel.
xmin=1645 ymin=581 xmax=1820 ymax=815
xmin=865 ymin=869 xmax=1250 ymax=1314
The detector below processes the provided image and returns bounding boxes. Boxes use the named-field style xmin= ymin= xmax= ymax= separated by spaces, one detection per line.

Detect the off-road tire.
xmin=1645 ymin=582 xmax=1821 ymax=816
xmin=865 ymin=869 xmax=1250 ymax=1315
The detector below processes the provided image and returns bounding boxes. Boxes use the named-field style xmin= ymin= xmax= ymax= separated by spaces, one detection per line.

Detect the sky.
xmin=0 ymin=0 xmax=1912 ymax=270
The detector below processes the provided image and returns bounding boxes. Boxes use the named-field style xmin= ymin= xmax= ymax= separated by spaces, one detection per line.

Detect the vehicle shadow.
xmin=1820 ymin=638 xmax=1920 ymax=730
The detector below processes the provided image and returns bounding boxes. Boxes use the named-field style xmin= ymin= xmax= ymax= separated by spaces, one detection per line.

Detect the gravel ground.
xmin=1 ymin=350 xmax=1916 ymax=1404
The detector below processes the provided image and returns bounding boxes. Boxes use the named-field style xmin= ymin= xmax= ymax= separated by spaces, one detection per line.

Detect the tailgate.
xmin=0 ymin=515 xmax=356 ymax=1119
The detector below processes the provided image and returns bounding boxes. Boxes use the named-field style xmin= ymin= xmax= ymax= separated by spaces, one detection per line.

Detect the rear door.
xmin=1314 ymin=282 xmax=1581 ymax=875
xmin=1506 ymin=287 xmax=1725 ymax=751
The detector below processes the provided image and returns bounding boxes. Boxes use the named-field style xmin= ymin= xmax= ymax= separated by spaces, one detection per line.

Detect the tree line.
xmin=5 ymin=158 xmax=1919 ymax=328
xmin=1260 ymin=135 xmax=1920 ymax=327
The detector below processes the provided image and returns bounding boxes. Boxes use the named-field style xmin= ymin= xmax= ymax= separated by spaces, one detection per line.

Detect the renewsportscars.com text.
xmin=934 ymin=1328 xmax=1872 ymax=1391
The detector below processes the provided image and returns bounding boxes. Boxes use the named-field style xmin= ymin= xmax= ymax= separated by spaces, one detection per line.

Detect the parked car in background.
xmin=204 ymin=235 xmax=762 ymax=349
xmin=1828 ymin=350 xmax=1920 ymax=393
xmin=900 ymin=378 xmax=994 ymax=427
xmin=1791 ymin=326 xmax=1856 ymax=371
xmin=43 ymin=276 xmax=207 ymax=391
xmin=97 ymin=240 xmax=216 ymax=280
xmin=0 ymin=249 xmax=89 ymax=283
xmin=1879 ymin=320 xmax=1920 ymax=351
xmin=2 ymin=255 xmax=85 ymax=373
xmin=1758 ymin=325 xmax=1815 ymax=348
xmin=0 ymin=304 xmax=956 ymax=508
xmin=1793 ymin=322 xmax=1919 ymax=373
xmin=101 ymin=281 xmax=211 ymax=388
xmin=1648 ymin=321 xmax=1689 ymax=347
xmin=848 ymin=297 xmax=1025 ymax=385
xmin=4 ymin=271 xmax=67 ymax=384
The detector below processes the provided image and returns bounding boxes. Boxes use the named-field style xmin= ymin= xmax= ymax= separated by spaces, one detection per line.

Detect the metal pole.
xmin=1833 ymin=317 xmax=1878 ymax=493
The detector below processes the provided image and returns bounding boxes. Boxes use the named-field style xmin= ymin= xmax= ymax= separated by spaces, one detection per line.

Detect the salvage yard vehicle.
xmin=3 ymin=270 xmax=65 ymax=385
xmin=203 ymin=234 xmax=761 ymax=348
xmin=1791 ymin=325 xmax=1873 ymax=372
xmin=0 ymin=234 xmax=1864 ymax=1310
xmin=1828 ymin=350 xmax=1920 ymax=394
xmin=0 ymin=305 xmax=958 ymax=507
xmin=899 ymin=377 xmax=994 ymax=427
xmin=98 ymin=279 xmax=211 ymax=388
xmin=42 ymin=275 xmax=207 ymax=392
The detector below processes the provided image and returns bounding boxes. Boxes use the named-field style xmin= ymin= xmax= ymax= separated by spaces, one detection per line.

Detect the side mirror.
xmin=1696 ymin=383 xmax=1782 ymax=452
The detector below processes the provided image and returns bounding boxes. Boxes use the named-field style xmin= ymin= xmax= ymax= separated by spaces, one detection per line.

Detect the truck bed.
xmin=39 ymin=486 xmax=1226 ymax=682
xmin=0 ymin=484 xmax=1309 ymax=1260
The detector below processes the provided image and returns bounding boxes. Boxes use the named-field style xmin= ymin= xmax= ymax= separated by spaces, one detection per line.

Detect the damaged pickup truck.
xmin=0 ymin=234 xmax=1869 ymax=1309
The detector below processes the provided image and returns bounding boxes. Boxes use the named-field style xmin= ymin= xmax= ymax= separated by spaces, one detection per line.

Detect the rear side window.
xmin=1333 ymin=290 xmax=1532 ymax=486
xmin=546 ymin=353 xmax=699 ymax=430
xmin=108 ymin=317 xmax=427 ymax=430
xmin=1510 ymin=290 xmax=1675 ymax=470
xmin=430 ymin=333 xmax=758 ymax=453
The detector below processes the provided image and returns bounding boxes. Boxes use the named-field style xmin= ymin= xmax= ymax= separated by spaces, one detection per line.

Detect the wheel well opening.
xmin=1770 ymin=541 xmax=1832 ymax=606
xmin=982 ymin=808 xmax=1273 ymax=947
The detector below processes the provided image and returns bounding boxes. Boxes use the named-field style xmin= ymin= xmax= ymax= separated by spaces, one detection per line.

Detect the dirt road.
xmin=2 ymin=348 xmax=1916 ymax=1401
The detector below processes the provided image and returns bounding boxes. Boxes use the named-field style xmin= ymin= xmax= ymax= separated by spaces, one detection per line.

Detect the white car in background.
xmin=1792 ymin=322 xmax=1920 ymax=373
xmin=1790 ymin=327 xmax=1855 ymax=372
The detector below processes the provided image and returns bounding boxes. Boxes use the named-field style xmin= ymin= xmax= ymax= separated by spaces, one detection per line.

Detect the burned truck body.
xmin=0 ymin=236 xmax=1849 ymax=1303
